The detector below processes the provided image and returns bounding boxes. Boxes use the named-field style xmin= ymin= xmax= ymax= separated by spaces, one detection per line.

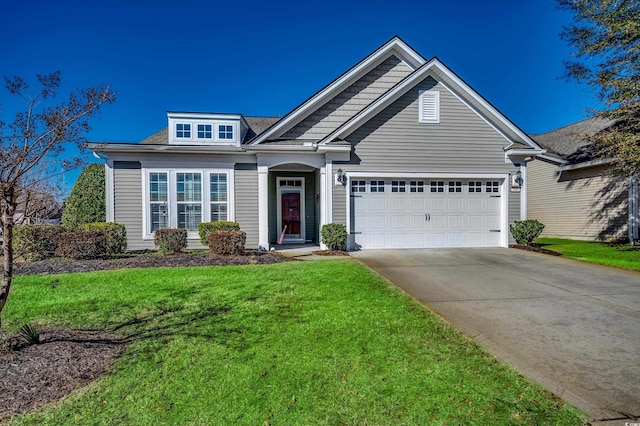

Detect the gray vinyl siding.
xmin=342 ymin=77 xmax=514 ymax=172
xmin=268 ymin=172 xmax=317 ymax=244
xmin=234 ymin=164 xmax=259 ymax=248
xmin=112 ymin=162 xmax=153 ymax=251
xmin=331 ymin=75 xmax=522 ymax=242
xmin=528 ymin=159 xmax=628 ymax=239
xmin=332 ymin=183 xmax=347 ymax=226
xmin=508 ymin=189 xmax=520 ymax=244
xmin=282 ymin=56 xmax=412 ymax=140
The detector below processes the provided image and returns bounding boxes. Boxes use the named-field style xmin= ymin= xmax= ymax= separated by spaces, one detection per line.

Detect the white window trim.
xmin=169 ymin=120 xmax=239 ymax=145
xmin=418 ymin=90 xmax=440 ymax=124
xmin=141 ymin=168 xmax=235 ymax=240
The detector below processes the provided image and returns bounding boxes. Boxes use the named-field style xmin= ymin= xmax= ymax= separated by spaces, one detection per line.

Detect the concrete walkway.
xmin=351 ymin=248 xmax=640 ymax=423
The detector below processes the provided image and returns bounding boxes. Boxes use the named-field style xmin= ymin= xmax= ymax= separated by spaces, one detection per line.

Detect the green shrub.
xmin=154 ymin=228 xmax=188 ymax=255
xmin=56 ymin=231 xmax=107 ymax=259
xmin=198 ymin=221 xmax=240 ymax=245
xmin=509 ymin=219 xmax=545 ymax=245
xmin=208 ymin=230 xmax=246 ymax=255
xmin=79 ymin=222 xmax=127 ymax=255
xmin=14 ymin=224 xmax=66 ymax=261
xmin=62 ymin=163 xmax=106 ymax=229
xmin=321 ymin=223 xmax=348 ymax=251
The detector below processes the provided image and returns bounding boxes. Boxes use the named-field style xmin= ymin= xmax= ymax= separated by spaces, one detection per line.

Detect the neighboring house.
xmin=89 ymin=36 xmax=543 ymax=251
xmin=528 ymin=116 xmax=639 ymax=243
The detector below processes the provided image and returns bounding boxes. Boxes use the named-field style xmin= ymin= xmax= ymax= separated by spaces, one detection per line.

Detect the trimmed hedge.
xmin=198 ymin=221 xmax=240 ymax=245
xmin=14 ymin=224 xmax=66 ymax=261
xmin=208 ymin=230 xmax=246 ymax=255
xmin=509 ymin=219 xmax=545 ymax=246
xmin=79 ymin=222 xmax=127 ymax=255
xmin=320 ymin=223 xmax=348 ymax=251
xmin=154 ymin=228 xmax=188 ymax=255
xmin=56 ymin=231 xmax=107 ymax=259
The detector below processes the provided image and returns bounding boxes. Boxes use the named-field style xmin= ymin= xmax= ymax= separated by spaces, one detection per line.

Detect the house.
xmin=89 ymin=36 xmax=543 ymax=251
xmin=528 ymin=117 xmax=639 ymax=243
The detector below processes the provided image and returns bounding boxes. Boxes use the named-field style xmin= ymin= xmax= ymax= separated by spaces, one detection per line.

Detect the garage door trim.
xmin=344 ymin=172 xmax=509 ymax=249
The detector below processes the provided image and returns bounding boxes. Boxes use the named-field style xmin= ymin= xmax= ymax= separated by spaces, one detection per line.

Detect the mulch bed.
xmin=509 ymin=244 xmax=562 ymax=256
xmin=0 ymin=329 xmax=125 ymax=422
xmin=311 ymin=249 xmax=350 ymax=256
xmin=13 ymin=250 xmax=291 ymax=276
xmin=1 ymin=251 xmax=293 ymax=422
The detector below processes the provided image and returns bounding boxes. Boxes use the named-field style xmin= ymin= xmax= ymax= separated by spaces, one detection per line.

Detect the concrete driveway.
xmin=351 ymin=248 xmax=640 ymax=422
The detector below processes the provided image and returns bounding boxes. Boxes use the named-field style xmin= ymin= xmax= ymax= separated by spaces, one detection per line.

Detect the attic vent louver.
xmin=419 ymin=90 xmax=440 ymax=124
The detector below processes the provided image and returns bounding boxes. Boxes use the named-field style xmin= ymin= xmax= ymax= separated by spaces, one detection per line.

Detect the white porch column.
xmin=319 ymin=164 xmax=328 ymax=250
xmin=258 ymin=166 xmax=269 ymax=250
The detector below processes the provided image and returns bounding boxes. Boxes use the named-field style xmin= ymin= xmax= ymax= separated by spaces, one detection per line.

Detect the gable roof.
xmin=249 ymin=36 xmax=426 ymax=145
xmin=530 ymin=116 xmax=617 ymax=161
xmin=317 ymin=57 xmax=542 ymax=151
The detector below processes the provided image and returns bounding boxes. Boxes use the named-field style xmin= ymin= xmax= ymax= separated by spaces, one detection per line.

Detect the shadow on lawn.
xmin=105 ymin=302 xmax=254 ymax=351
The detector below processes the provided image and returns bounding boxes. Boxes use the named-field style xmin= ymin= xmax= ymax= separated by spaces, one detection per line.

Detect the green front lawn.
xmin=4 ymin=261 xmax=585 ymax=425
xmin=537 ymin=237 xmax=640 ymax=271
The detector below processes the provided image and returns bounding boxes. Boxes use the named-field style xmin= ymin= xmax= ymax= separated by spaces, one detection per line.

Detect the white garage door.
xmin=351 ymin=179 xmax=503 ymax=249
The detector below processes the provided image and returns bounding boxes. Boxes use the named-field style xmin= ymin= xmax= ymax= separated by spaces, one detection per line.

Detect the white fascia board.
xmin=167 ymin=112 xmax=243 ymax=121
xmin=427 ymin=62 xmax=543 ymax=151
xmin=244 ymin=145 xmax=317 ymax=152
xmin=505 ymin=148 xmax=545 ymax=157
xmin=249 ymin=38 xmax=426 ymax=146
xmin=557 ymin=158 xmax=615 ymax=171
xmin=536 ymin=153 xmax=568 ymax=165
xmin=89 ymin=143 xmax=247 ymax=155
xmin=320 ymin=59 xmax=542 ymax=150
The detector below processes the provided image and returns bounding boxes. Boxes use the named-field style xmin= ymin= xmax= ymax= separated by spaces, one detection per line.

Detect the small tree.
xmin=559 ymin=0 xmax=640 ymax=177
xmin=0 ymin=71 xmax=115 ymax=327
xmin=62 ymin=163 xmax=106 ymax=229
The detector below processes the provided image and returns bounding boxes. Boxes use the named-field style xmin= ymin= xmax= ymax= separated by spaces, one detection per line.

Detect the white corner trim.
xmin=105 ymin=161 xmax=114 ymax=223
xmin=629 ymin=177 xmax=639 ymax=242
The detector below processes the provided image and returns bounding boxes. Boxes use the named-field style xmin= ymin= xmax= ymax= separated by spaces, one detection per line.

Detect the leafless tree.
xmin=0 ymin=71 xmax=115 ymax=326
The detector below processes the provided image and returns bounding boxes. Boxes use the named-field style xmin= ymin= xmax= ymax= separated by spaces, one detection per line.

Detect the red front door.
xmin=281 ymin=192 xmax=301 ymax=236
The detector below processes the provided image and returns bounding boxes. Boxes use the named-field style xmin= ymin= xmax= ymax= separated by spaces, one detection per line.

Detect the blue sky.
xmin=1 ymin=0 xmax=594 ymax=192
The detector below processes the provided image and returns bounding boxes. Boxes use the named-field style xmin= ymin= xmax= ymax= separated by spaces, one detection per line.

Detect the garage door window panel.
xmin=352 ymin=180 xmax=366 ymax=193
xmin=391 ymin=181 xmax=406 ymax=193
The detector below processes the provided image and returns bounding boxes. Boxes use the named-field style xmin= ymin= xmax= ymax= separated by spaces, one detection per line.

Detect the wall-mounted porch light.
xmin=512 ymin=169 xmax=523 ymax=187
xmin=336 ymin=168 xmax=346 ymax=185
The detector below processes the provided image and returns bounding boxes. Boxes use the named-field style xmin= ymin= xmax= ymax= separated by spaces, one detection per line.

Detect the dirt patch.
xmin=510 ymin=244 xmax=562 ymax=256
xmin=14 ymin=250 xmax=291 ymax=276
xmin=0 ymin=329 xmax=125 ymax=422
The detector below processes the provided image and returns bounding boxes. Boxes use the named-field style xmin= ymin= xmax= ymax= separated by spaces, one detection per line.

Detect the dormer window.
xmin=167 ymin=112 xmax=248 ymax=145
xmin=197 ymin=124 xmax=212 ymax=139
xmin=176 ymin=123 xmax=191 ymax=138
xmin=218 ymin=125 xmax=233 ymax=140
